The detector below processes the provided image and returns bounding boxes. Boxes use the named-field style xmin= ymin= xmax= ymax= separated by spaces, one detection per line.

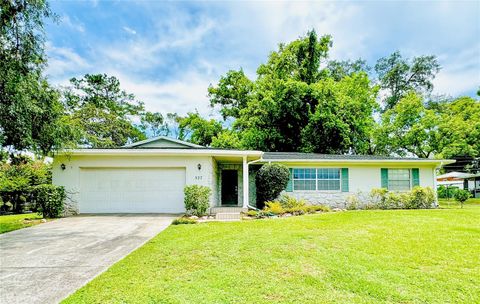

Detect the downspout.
xmin=433 ymin=161 xmax=444 ymax=207
xmin=246 ymin=157 xmax=264 ymax=210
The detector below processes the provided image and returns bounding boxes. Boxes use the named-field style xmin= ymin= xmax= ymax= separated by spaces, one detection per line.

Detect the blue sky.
xmin=45 ymin=0 xmax=480 ymax=116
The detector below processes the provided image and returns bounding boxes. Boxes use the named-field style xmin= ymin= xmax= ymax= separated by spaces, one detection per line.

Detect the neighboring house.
xmin=52 ymin=136 xmax=454 ymax=214
xmin=437 ymin=171 xmax=480 ymax=198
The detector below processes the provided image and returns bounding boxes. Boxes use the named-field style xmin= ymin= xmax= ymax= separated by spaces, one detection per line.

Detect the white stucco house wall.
xmin=52 ymin=136 xmax=454 ymax=214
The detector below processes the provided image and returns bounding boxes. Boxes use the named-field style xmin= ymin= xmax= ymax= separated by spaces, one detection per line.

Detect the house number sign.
xmin=194 ymin=176 xmax=203 ymax=180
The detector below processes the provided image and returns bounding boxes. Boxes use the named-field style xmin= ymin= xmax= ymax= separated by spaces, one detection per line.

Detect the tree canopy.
xmin=62 ymin=74 xmax=146 ymax=148
xmin=1 ymin=10 xmax=478 ymax=167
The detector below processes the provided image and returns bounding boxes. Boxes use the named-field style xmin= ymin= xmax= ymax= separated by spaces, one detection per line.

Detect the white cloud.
xmin=110 ymin=71 xmax=215 ymax=116
xmin=433 ymin=45 xmax=480 ymax=96
xmin=101 ymin=17 xmax=215 ymax=70
xmin=45 ymin=43 xmax=91 ymax=78
xmin=122 ymin=26 xmax=137 ymax=35
xmin=60 ymin=15 xmax=85 ymax=33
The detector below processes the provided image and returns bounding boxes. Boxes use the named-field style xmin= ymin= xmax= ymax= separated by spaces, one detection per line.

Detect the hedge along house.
xmin=52 ymin=136 xmax=454 ymax=216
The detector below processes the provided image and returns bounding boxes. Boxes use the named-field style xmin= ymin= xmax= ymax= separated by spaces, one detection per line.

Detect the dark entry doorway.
xmin=221 ymin=170 xmax=238 ymax=206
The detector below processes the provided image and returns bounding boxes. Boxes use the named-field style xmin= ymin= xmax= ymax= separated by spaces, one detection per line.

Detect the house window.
xmin=388 ymin=169 xmax=411 ymax=191
xmin=293 ymin=168 xmax=316 ymax=190
xmin=292 ymin=168 xmax=341 ymax=191
xmin=317 ymin=168 xmax=341 ymax=190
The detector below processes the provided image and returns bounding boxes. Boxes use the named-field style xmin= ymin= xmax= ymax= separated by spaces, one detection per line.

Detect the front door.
xmin=221 ymin=170 xmax=238 ymax=206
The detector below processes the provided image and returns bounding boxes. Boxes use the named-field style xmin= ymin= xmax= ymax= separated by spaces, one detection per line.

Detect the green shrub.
xmin=308 ymin=205 xmax=331 ymax=212
xmin=284 ymin=206 xmax=305 ymax=216
xmin=255 ymin=163 xmax=290 ymax=208
xmin=384 ymin=192 xmax=406 ymax=209
xmin=184 ymin=185 xmax=211 ymax=216
xmin=32 ymin=184 xmax=66 ymax=218
xmin=346 ymin=194 xmax=361 ymax=210
xmin=454 ymin=189 xmax=472 ymax=208
xmin=246 ymin=210 xmax=258 ymax=217
xmin=406 ymin=186 xmax=435 ymax=209
xmin=172 ymin=217 xmax=197 ymax=225
xmin=0 ymin=159 xmax=51 ymax=213
xmin=264 ymin=201 xmax=285 ymax=215
xmin=278 ymin=194 xmax=306 ymax=209
xmin=437 ymin=185 xmax=459 ymax=199
xmin=367 ymin=187 xmax=435 ymax=210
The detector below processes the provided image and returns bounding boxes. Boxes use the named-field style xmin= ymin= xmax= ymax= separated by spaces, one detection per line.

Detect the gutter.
xmin=258 ymin=158 xmax=455 ymax=165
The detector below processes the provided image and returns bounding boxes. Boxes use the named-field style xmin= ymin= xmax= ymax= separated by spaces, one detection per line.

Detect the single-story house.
xmin=437 ymin=171 xmax=480 ymax=198
xmin=52 ymin=136 xmax=454 ymax=214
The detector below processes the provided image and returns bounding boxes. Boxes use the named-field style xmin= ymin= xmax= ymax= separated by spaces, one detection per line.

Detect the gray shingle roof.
xmin=262 ymin=152 xmax=426 ymax=161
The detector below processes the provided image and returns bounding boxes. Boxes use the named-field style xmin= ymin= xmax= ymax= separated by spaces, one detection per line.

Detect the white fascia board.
xmin=261 ymin=159 xmax=455 ymax=166
xmin=58 ymin=149 xmax=263 ymax=158
xmin=123 ymin=136 xmax=203 ymax=148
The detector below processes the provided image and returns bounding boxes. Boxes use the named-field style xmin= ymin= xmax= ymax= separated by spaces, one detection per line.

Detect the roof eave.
xmin=56 ymin=149 xmax=263 ymax=157
xmin=123 ymin=136 xmax=203 ymax=148
xmin=260 ymin=158 xmax=455 ymax=165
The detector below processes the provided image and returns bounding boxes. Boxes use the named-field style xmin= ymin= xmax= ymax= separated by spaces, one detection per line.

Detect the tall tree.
xmin=140 ymin=112 xmax=167 ymax=137
xmin=210 ymin=30 xmax=378 ymax=153
xmin=435 ymin=96 xmax=480 ymax=158
xmin=208 ymin=69 xmax=253 ymax=120
xmin=63 ymin=74 xmax=146 ymax=148
xmin=375 ymin=51 xmax=440 ymax=111
xmin=178 ymin=112 xmax=223 ymax=147
xmin=374 ymin=92 xmax=439 ymax=158
xmin=326 ymin=59 xmax=370 ymax=81
xmin=0 ymin=0 xmax=71 ymax=155
xmin=374 ymin=93 xmax=480 ymax=159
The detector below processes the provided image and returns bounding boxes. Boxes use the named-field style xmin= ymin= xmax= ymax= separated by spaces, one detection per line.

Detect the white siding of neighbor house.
xmin=52 ymin=155 xmax=216 ymax=214
xmin=277 ymin=164 xmax=436 ymax=208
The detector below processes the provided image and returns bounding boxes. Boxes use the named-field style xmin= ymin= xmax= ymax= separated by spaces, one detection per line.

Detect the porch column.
xmin=242 ymin=155 xmax=249 ymax=208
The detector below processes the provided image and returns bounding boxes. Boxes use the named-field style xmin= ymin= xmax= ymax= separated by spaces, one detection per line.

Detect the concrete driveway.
xmin=0 ymin=214 xmax=175 ymax=304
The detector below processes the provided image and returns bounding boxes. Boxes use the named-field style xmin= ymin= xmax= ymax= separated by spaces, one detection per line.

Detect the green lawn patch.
xmin=64 ymin=203 xmax=480 ymax=304
xmin=0 ymin=213 xmax=44 ymax=234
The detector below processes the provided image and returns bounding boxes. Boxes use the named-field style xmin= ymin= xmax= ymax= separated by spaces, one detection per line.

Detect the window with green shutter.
xmin=381 ymin=168 xmax=388 ymax=189
xmin=285 ymin=168 xmax=293 ymax=192
xmin=412 ymin=168 xmax=420 ymax=187
xmin=383 ymin=168 xmax=416 ymax=191
xmin=341 ymin=168 xmax=349 ymax=192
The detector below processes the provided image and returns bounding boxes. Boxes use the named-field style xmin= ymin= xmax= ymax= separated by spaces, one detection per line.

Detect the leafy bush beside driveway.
xmin=184 ymin=185 xmax=211 ymax=216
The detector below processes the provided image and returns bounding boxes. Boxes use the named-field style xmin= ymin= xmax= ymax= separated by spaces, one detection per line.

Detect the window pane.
xmin=388 ymin=169 xmax=411 ymax=190
xmin=294 ymin=180 xmax=304 ymax=190
xmin=318 ymin=179 xmax=340 ymax=190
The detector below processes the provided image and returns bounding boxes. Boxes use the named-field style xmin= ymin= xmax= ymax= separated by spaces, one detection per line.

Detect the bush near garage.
xmin=184 ymin=185 xmax=211 ymax=216
xmin=31 ymin=184 xmax=66 ymax=218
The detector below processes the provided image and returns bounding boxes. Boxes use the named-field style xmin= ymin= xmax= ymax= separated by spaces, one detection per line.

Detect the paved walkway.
xmin=0 ymin=214 xmax=174 ymax=304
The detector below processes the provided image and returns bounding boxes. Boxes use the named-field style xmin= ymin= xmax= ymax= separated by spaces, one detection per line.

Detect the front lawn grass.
xmin=0 ymin=213 xmax=44 ymax=234
xmin=64 ymin=203 xmax=480 ymax=304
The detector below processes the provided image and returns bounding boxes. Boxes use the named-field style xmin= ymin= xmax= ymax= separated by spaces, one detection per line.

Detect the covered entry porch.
xmin=213 ymin=154 xmax=262 ymax=210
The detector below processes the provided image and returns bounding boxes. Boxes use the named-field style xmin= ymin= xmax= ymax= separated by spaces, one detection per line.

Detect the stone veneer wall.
xmin=285 ymin=191 xmax=352 ymax=209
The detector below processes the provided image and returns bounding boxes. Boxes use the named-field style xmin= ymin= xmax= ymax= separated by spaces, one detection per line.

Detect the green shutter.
xmin=381 ymin=168 xmax=388 ymax=189
xmin=412 ymin=168 xmax=420 ymax=187
xmin=341 ymin=168 xmax=349 ymax=192
xmin=285 ymin=168 xmax=293 ymax=192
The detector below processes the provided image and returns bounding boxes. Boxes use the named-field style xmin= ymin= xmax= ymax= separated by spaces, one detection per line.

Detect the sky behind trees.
xmin=45 ymin=1 xmax=480 ymax=116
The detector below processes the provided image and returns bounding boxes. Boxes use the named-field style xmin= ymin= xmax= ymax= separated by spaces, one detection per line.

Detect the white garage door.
xmin=79 ymin=168 xmax=186 ymax=213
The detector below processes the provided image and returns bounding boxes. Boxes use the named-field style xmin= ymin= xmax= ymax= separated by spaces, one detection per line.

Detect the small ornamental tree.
xmin=255 ymin=163 xmax=290 ymax=208
xmin=454 ymin=189 xmax=472 ymax=208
